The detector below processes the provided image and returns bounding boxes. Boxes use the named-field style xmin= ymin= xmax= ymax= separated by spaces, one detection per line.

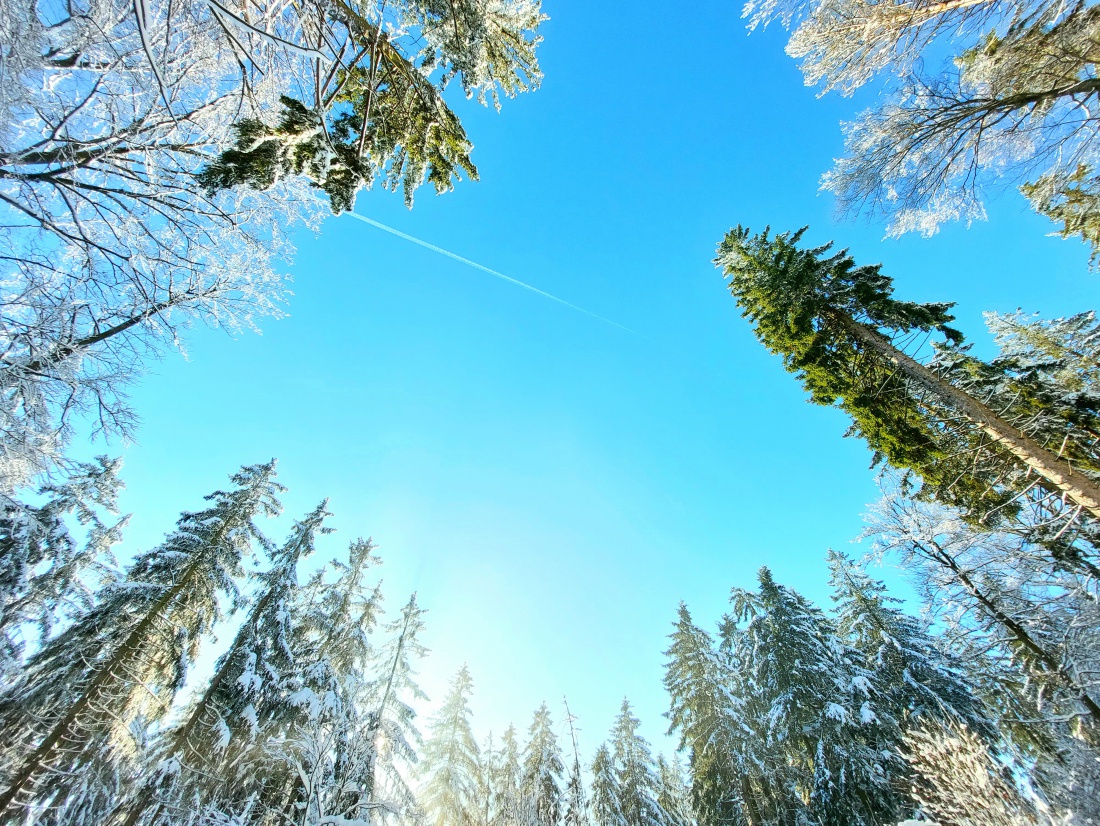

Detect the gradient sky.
xmin=70 ymin=0 xmax=1099 ymax=759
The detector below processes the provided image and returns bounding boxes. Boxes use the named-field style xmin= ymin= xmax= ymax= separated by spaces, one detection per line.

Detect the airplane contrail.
xmin=346 ymin=211 xmax=638 ymax=335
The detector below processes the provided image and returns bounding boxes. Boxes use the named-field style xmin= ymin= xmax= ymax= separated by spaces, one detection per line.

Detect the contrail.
xmin=346 ymin=211 xmax=638 ymax=335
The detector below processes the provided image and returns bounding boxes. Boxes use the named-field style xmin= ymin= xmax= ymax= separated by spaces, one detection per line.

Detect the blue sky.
xmin=76 ymin=0 xmax=1099 ymax=757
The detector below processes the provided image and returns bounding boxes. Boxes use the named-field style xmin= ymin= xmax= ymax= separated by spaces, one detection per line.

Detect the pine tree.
xmin=0 ymin=461 xmax=283 ymax=822
xmin=421 ymin=666 xmax=481 ymax=826
xmin=717 ymin=225 xmax=1100 ymax=532
xmin=522 ymin=703 xmax=564 ymax=826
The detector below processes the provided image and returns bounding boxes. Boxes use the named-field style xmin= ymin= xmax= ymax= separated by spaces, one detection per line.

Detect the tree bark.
xmin=837 ymin=313 xmax=1100 ymax=522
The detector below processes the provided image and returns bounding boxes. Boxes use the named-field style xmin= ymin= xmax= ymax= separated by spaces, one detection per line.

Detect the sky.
xmin=70 ymin=0 xmax=1100 ymax=759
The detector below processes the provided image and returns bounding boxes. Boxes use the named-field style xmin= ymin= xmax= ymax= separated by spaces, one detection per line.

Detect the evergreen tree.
xmin=589 ymin=745 xmax=625 ymax=826
xmin=0 ymin=456 xmax=126 ymax=678
xmin=421 ymin=666 xmax=481 ymax=826
xmin=0 ymin=461 xmax=283 ymax=822
xmin=562 ymin=703 xmax=588 ymax=826
xmin=662 ymin=605 xmax=739 ymax=826
xmin=522 ymin=703 xmax=564 ymax=826
xmin=492 ymin=725 xmax=525 ymax=826
xmin=827 ymin=550 xmax=993 ymax=740
xmin=717 ymin=225 xmax=1100 ymax=537
xmin=608 ymin=700 xmax=666 ymax=826
xmin=275 ymin=590 xmax=427 ymax=826
xmin=116 ymin=501 xmax=331 ymax=826
xmin=653 ymin=756 xmax=693 ymax=826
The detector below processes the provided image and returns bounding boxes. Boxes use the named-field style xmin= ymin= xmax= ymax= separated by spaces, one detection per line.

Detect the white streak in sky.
xmin=346 ymin=211 xmax=637 ymax=335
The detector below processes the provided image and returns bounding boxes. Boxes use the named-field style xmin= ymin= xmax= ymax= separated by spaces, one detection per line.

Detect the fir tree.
xmin=421 ymin=666 xmax=481 ymax=826
xmin=0 ymin=461 xmax=283 ymax=822
xmin=522 ymin=703 xmax=564 ymax=826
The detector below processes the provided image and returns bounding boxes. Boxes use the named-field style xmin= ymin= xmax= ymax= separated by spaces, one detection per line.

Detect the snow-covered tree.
xmin=828 ymin=550 xmax=993 ymax=739
xmin=491 ymin=725 xmax=526 ymax=826
xmin=606 ymin=701 xmax=666 ymax=826
xmin=0 ymin=460 xmax=283 ymax=822
xmin=718 ymin=225 xmax=1100 ymax=532
xmin=0 ymin=0 xmax=546 ymax=487
xmin=588 ymin=745 xmax=624 ymax=826
xmin=562 ymin=704 xmax=589 ymax=826
xmin=653 ymin=756 xmax=693 ymax=826
xmin=115 ymin=500 xmax=330 ymax=826
xmin=0 ymin=456 xmax=126 ymax=678
xmin=738 ymin=0 xmax=1100 ymax=245
xmin=421 ymin=667 xmax=481 ymax=826
xmin=867 ymin=484 xmax=1100 ymax=728
xmin=663 ymin=605 xmax=739 ymax=826
xmin=522 ymin=703 xmax=564 ymax=826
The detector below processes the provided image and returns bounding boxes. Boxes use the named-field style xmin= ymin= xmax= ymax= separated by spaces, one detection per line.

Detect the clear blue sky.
xmin=76 ymin=0 xmax=1098 ymax=758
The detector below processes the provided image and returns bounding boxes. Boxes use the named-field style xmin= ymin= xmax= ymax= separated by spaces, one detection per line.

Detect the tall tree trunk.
xmin=837 ymin=313 xmax=1100 ymax=521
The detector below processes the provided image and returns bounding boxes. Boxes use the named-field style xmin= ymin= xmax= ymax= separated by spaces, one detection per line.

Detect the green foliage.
xmin=717 ymin=225 xmax=1100 ymax=554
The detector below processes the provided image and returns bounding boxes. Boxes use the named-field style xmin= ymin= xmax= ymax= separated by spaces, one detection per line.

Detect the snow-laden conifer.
xmin=421 ymin=666 xmax=481 ymax=826
xmin=662 ymin=605 xmax=739 ymax=826
xmin=522 ymin=703 xmax=564 ymax=826
xmin=491 ymin=725 xmax=525 ymax=826
xmin=607 ymin=701 xmax=667 ymax=826
xmin=0 ymin=460 xmax=282 ymax=823
xmin=0 ymin=456 xmax=126 ymax=678
xmin=562 ymin=704 xmax=589 ymax=826
xmin=653 ymin=756 xmax=693 ymax=826
xmin=115 ymin=500 xmax=329 ymax=826
xmin=588 ymin=745 xmax=624 ymax=826
xmin=828 ymin=550 xmax=992 ymax=740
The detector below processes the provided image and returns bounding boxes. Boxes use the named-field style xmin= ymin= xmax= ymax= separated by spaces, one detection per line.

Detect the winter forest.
xmin=2 ymin=0 xmax=1100 ymax=823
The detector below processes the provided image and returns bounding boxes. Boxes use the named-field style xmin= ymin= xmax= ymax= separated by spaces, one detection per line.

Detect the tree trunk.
xmin=837 ymin=313 xmax=1100 ymax=522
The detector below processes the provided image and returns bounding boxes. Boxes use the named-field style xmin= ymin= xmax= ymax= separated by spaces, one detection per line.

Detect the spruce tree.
xmin=522 ymin=703 xmax=564 ymax=826
xmin=608 ymin=700 xmax=666 ymax=826
xmin=421 ymin=666 xmax=481 ymax=826
xmin=492 ymin=725 xmax=525 ymax=826
xmin=716 ymin=225 xmax=1100 ymax=528
xmin=589 ymin=745 xmax=625 ymax=826
xmin=0 ymin=456 xmax=126 ymax=677
xmin=0 ymin=461 xmax=282 ymax=822
xmin=116 ymin=501 xmax=330 ymax=826
xmin=562 ymin=703 xmax=589 ymax=826
xmin=827 ymin=550 xmax=993 ymax=740
xmin=663 ymin=605 xmax=740 ymax=826
xmin=654 ymin=756 xmax=693 ymax=826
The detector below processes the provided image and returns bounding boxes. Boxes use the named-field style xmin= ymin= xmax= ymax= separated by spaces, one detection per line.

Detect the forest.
xmin=1 ymin=0 xmax=1099 ymax=823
